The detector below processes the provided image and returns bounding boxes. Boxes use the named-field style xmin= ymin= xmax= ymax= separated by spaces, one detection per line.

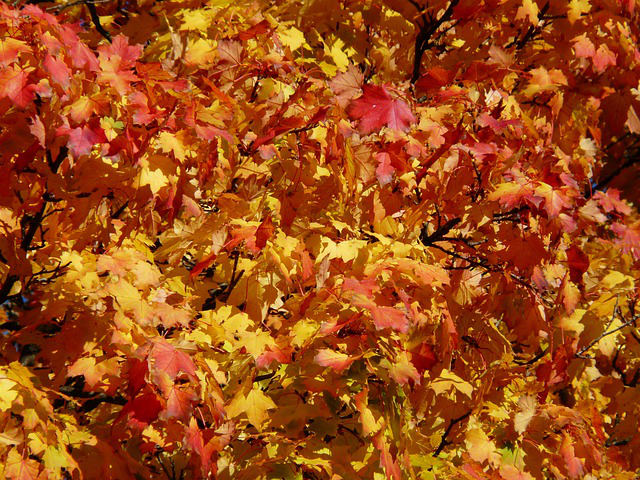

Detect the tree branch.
xmin=576 ymin=301 xmax=637 ymax=358
xmin=586 ymin=150 xmax=640 ymax=199
xmin=420 ymin=217 xmax=461 ymax=246
xmin=433 ymin=410 xmax=471 ymax=456
xmin=410 ymin=0 xmax=460 ymax=84
xmin=85 ymin=0 xmax=111 ymax=42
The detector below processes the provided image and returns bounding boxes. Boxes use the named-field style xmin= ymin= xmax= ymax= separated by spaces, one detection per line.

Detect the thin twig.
xmin=586 ymin=150 xmax=640 ymax=198
xmin=85 ymin=0 xmax=111 ymax=42
xmin=410 ymin=0 xmax=461 ymax=83
xmin=433 ymin=411 xmax=471 ymax=456
xmin=47 ymin=0 xmax=111 ymax=12
xmin=576 ymin=305 xmax=637 ymax=359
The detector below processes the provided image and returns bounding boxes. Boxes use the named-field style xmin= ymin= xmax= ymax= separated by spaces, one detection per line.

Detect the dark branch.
xmin=586 ymin=150 xmax=640 ymax=198
xmin=85 ymin=0 xmax=112 ymax=42
xmin=411 ymin=0 xmax=460 ymax=84
xmin=433 ymin=410 xmax=471 ymax=456
xmin=420 ymin=217 xmax=461 ymax=246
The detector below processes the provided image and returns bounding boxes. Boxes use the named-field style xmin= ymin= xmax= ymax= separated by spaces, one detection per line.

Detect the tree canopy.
xmin=1 ymin=0 xmax=640 ymax=478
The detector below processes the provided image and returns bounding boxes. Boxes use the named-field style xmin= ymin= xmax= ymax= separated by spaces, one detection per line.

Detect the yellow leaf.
xmin=139 ymin=166 xmax=168 ymax=194
xmin=388 ymin=352 xmax=420 ymax=385
xmin=185 ymin=38 xmax=217 ymax=66
xmin=560 ymin=308 xmax=586 ymax=334
xmin=157 ymin=131 xmax=187 ymax=162
xmin=0 ymin=377 xmax=18 ymax=410
xmin=568 ymin=0 xmax=591 ymax=23
xmin=324 ymin=38 xmax=349 ymax=72
xmin=278 ymin=26 xmax=305 ymax=51
xmin=516 ymin=0 xmax=539 ymax=24
xmin=179 ymin=9 xmax=212 ymax=31
xmin=226 ymin=385 xmax=276 ymax=429
xmin=5 ymin=449 xmax=42 ymax=480
xmin=601 ymin=271 xmax=635 ymax=291
xmin=465 ymin=427 xmax=497 ymax=464
xmin=107 ymin=279 xmax=142 ymax=311
xmin=42 ymin=445 xmax=71 ymax=472
xmin=430 ymin=370 xmax=473 ymax=398
xmin=514 ymin=395 xmax=536 ymax=434
xmin=237 ymin=330 xmax=275 ymax=359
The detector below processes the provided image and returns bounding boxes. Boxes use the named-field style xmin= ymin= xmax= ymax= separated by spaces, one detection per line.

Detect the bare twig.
xmin=586 ymin=150 xmax=640 ymax=198
xmin=85 ymin=0 xmax=111 ymax=42
xmin=410 ymin=0 xmax=461 ymax=83
xmin=576 ymin=302 xmax=637 ymax=359
xmin=433 ymin=411 xmax=471 ymax=456
xmin=420 ymin=217 xmax=461 ymax=246
xmin=47 ymin=0 xmax=111 ymax=13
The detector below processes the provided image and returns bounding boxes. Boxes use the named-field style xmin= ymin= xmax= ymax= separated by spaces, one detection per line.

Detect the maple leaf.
xmin=387 ymin=351 xmax=420 ymax=385
xmin=43 ymin=53 xmax=71 ymax=88
xmin=314 ymin=349 xmax=354 ymax=373
xmin=0 ymin=65 xmax=34 ymax=108
xmin=465 ymin=427 xmax=497 ymax=464
xmin=560 ymin=434 xmax=584 ymax=478
xmin=150 ymin=338 xmax=197 ymax=381
xmin=371 ymin=305 xmax=409 ymax=333
xmin=592 ymin=44 xmax=616 ymax=73
xmin=55 ymin=121 xmax=107 ymax=158
xmin=566 ymin=245 xmax=589 ymax=283
xmin=514 ymin=395 xmax=536 ymax=435
xmin=330 ymin=64 xmax=364 ymax=107
xmin=96 ymin=35 xmax=142 ymax=94
xmin=611 ymin=221 xmax=640 ymax=260
xmin=254 ymin=216 xmax=274 ymax=250
xmin=0 ymin=38 xmax=31 ymax=67
xmin=411 ymin=343 xmax=438 ymax=374
xmin=347 ymin=84 xmax=416 ymax=134
xmin=163 ymin=384 xmax=198 ymax=421
xmin=375 ymin=152 xmax=394 ymax=186
xmin=116 ymin=393 xmax=163 ymax=430
xmin=355 ymin=389 xmax=383 ymax=436
xmin=226 ymin=384 xmax=277 ymax=429
xmin=5 ymin=449 xmax=43 ymax=480
xmin=415 ymin=66 xmax=457 ymax=93
xmin=373 ymin=431 xmax=402 ymax=480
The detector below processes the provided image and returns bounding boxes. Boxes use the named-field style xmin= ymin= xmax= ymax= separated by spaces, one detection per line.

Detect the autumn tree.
xmin=1 ymin=0 xmax=640 ymax=478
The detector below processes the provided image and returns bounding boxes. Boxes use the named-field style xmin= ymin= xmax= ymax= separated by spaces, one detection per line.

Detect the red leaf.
xmin=43 ymin=53 xmax=71 ymax=88
xmin=279 ymin=191 xmax=297 ymax=231
xmin=256 ymin=345 xmax=292 ymax=369
xmin=0 ymin=65 xmax=34 ymax=108
xmin=255 ymin=216 xmax=274 ymax=250
xmin=314 ymin=349 xmax=354 ymax=373
xmin=126 ymin=358 xmax=148 ymax=397
xmin=415 ymin=67 xmax=457 ymax=93
xmin=150 ymin=338 xmax=197 ymax=381
xmin=55 ymin=122 xmax=106 ymax=158
xmin=190 ymin=251 xmax=217 ymax=278
xmin=477 ymin=112 xmax=522 ymax=132
xmin=347 ymin=84 xmax=416 ymax=134
xmin=195 ymin=124 xmax=234 ymax=143
xmin=566 ymin=245 xmax=589 ymax=283
xmin=560 ymin=434 xmax=584 ymax=478
xmin=116 ymin=393 xmax=163 ymax=429
xmin=411 ymin=343 xmax=438 ymax=374
xmin=371 ymin=306 xmax=409 ymax=333
xmin=612 ymin=222 xmax=640 ymax=260
xmin=375 ymin=152 xmax=394 ymax=186
xmin=163 ymin=385 xmax=197 ymax=421
xmin=343 ymin=278 xmax=378 ymax=298
xmin=237 ymin=20 xmax=271 ymax=40
xmin=98 ymin=35 xmax=142 ymax=65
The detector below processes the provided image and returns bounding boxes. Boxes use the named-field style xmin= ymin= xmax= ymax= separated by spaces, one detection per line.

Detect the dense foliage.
xmin=1 ymin=0 xmax=640 ymax=478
